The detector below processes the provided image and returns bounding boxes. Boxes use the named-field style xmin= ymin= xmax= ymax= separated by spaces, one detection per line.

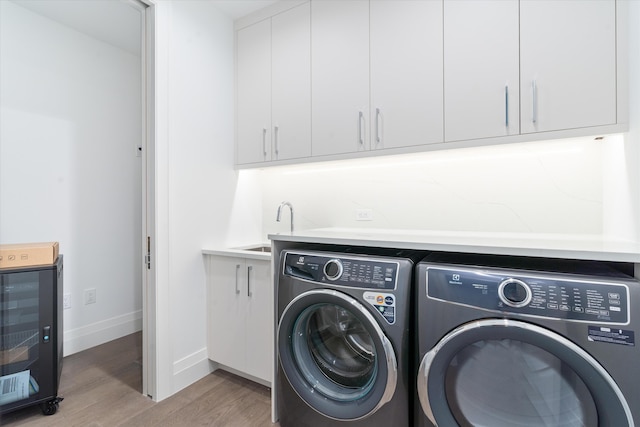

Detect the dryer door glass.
xmin=445 ymin=339 xmax=596 ymax=427
xmin=417 ymin=319 xmax=633 ymax=427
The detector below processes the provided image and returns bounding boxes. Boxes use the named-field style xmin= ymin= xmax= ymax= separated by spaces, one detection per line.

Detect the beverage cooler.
xmin=0 ymin=256 xmax=63 ymax=416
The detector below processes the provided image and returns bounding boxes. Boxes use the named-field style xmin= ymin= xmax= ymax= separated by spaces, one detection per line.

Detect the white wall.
xmin=261 ymin=135 xmax=617 ymax=238
xmin=0 ymin=1 xmax=143 ymax=355
xmin=602 ymin=0 xmax=640 ymax=244
xmin=153 ymin=0 xmax=262 ymax=399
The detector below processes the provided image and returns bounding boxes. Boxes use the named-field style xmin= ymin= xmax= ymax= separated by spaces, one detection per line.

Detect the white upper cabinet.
xmin=236 ymin=3 xmax=311 ymax=165
xmin=235 ymin=0 xmax=624 ymax=168
xmin=520 ymin=0 xmax=616 ymax=134
xmin=311 ymin=0 xmax=370 ymax=156
xmin=444 ymin=0 xmax=519 ymax=142
xmin=370 ymin=1 xmax=443 ymax=149
xmin=236 ymin=19 xmax=271 ymax=165
xmin=271 ymin=2 xmax=311 ymax=161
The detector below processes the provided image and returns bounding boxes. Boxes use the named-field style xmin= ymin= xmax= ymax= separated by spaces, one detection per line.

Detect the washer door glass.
xmin=445 ymin=339 xmax=596 ymax=427
xmin=278 ymin=289 xmax=397 ymax=420
xmin=294 ymin=303 xmax=376 ymax=401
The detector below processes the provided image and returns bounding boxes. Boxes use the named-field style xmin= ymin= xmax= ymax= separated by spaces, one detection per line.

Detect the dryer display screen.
xmin=427 ymin=267 xmax=630 ymax=324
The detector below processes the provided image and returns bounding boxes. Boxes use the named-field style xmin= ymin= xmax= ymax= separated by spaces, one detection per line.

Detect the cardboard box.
xmin=0 ymin=242 xmax=59 ymax=269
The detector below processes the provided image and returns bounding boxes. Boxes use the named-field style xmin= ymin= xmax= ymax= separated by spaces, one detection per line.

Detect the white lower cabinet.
xmin=206 ymin=255 xmax=273 ymax=384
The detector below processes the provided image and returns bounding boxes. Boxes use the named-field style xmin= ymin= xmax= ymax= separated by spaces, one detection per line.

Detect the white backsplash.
xmin=257 ymin=136 xmax=628 ymax=239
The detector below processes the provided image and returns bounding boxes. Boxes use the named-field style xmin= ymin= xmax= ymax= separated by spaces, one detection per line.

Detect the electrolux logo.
xmin=297 ymin=256 xmax=305 ymax=265
xmin=449 ymin=273 xmax=463 ymax=285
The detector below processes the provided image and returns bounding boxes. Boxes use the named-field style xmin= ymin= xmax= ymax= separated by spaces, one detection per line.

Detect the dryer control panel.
xmin=426 ymin=266 xmax=630 ymax=324
xmin=283 ymin=252 xmax=399 ymax=290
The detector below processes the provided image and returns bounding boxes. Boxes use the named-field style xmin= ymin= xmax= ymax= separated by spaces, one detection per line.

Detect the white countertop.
xmin=202 ymin=244 xmax=271 ymax=261
xmin=268 ymin=228 xmax=640 ymax=263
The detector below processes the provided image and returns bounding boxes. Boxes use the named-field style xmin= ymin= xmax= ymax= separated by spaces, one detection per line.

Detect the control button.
xmin=324 ymin=259 xmax=343 ymax=281
xmin=609 ymin=299 xmax=621 ymax=306
xmin=586 ymin=308 xmax=600 ymax=315
xmin=547 ymin=303 xmax=559 ymax=310
xmin=573 ymin=307 xmax=584 ymax=313
xmin=560 ymin=305 xmax=570 ymax=311
xmin=608 ymin=293 xmax=620 ymax=300
xmin=498 ymin=278 xmax=532 ymax=308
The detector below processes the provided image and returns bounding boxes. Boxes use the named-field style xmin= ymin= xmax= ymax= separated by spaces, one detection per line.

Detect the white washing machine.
xmin=415 ymin=253 xmax=639 ymax=427
xmin=276 ymin=247 xmax=424 ymax=427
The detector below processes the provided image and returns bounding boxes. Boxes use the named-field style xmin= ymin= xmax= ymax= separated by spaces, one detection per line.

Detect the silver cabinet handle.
xmin=235 ymin=264 xmax=240 ymax=294
xmin=505 ymin=86 xmax=509 ymax=127
xmin=532 ymin=80 xmax=537 ymax=124
xmin=274 ymin=126 xmax=279 ymax=157
xmin=375 ymin=108 xmax=382 ymax=145
xmin=262 ymin=128 xmax=267 ymax=157
xmin=247 ymin=265 xmax=253 ymax=297
xmin=358 ymin=111 xmax=365 ymax=146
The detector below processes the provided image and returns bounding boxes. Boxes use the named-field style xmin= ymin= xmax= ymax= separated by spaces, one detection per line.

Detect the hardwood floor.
xmin=1 ymin=333 xmax=275 ymax=426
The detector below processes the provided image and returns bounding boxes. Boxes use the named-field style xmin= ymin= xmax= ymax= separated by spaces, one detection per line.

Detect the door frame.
xmin=124 ymin=0 xmax=157 ymax=400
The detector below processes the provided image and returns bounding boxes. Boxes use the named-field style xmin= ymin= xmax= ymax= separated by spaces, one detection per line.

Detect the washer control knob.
xmin=324 ymin=259 xmax=343 ymax=281
xmin=498 ymin=278 xmax=532 ymax=308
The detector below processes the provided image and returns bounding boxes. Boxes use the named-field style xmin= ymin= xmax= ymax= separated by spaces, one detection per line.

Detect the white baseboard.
xmin=63 ymin=310 xmax=142 ymax=356
xmin=170 ymin=353 xmax=273 ymax=396
xmin=172 ymin=348 xmax=213 ymax=394
xmin=212 ymin=363 xmax=271 ymax=389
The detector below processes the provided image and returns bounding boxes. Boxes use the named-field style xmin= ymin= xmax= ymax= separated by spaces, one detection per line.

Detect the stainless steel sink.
xmin=240 ymin=245 xmax=271 ymax=253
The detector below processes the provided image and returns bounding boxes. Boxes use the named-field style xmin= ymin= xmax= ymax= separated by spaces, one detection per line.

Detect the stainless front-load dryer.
xmin=415 ymin=253 xmax=639 ymax=427
xmin=276 ymin=248 xmax=423 ymax=427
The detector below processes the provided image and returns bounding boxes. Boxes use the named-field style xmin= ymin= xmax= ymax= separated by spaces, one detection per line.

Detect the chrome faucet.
xmin=276 ymin=201 xmax=294 ymax=233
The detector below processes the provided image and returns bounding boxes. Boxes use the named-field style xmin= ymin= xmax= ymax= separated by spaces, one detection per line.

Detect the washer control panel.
xmin=283 ymin=252 xmax=399 ymax=290
xmin=427 ymin=266 xmax=630 ymax=324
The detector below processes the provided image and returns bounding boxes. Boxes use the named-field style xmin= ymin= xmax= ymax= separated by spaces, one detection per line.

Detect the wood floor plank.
xmin=1 ymin=333 xmax=276 ymax=427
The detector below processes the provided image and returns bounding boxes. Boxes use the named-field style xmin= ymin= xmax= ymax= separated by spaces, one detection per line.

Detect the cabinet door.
xmin=207 ymin=257 xmax=246 ymax=371
xmin=237 ymin=19 xmax=272 ymax=165
xmin=312 ymin=0 xmax=370 ymax=156
xmin=244 ymin=260 xmax=273 ymax=383
xmin=370 ymin=0 xmax=443 ymax=149
xmin=271 ymin=2 xmax=311 ymax=161
xmin=520 ymin=0 xmax=616 ymax=134
xmin=444 ymin=0 xmax=519 ymax=141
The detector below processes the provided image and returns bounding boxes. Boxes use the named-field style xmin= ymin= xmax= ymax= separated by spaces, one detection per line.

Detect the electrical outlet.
xmin=84 ymin=288 xmax=97 ymax=305
xmin=355 ymin=209 xmax=373 ymax=221
xmin=63 ymin=294 xmax=71 ymax=310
